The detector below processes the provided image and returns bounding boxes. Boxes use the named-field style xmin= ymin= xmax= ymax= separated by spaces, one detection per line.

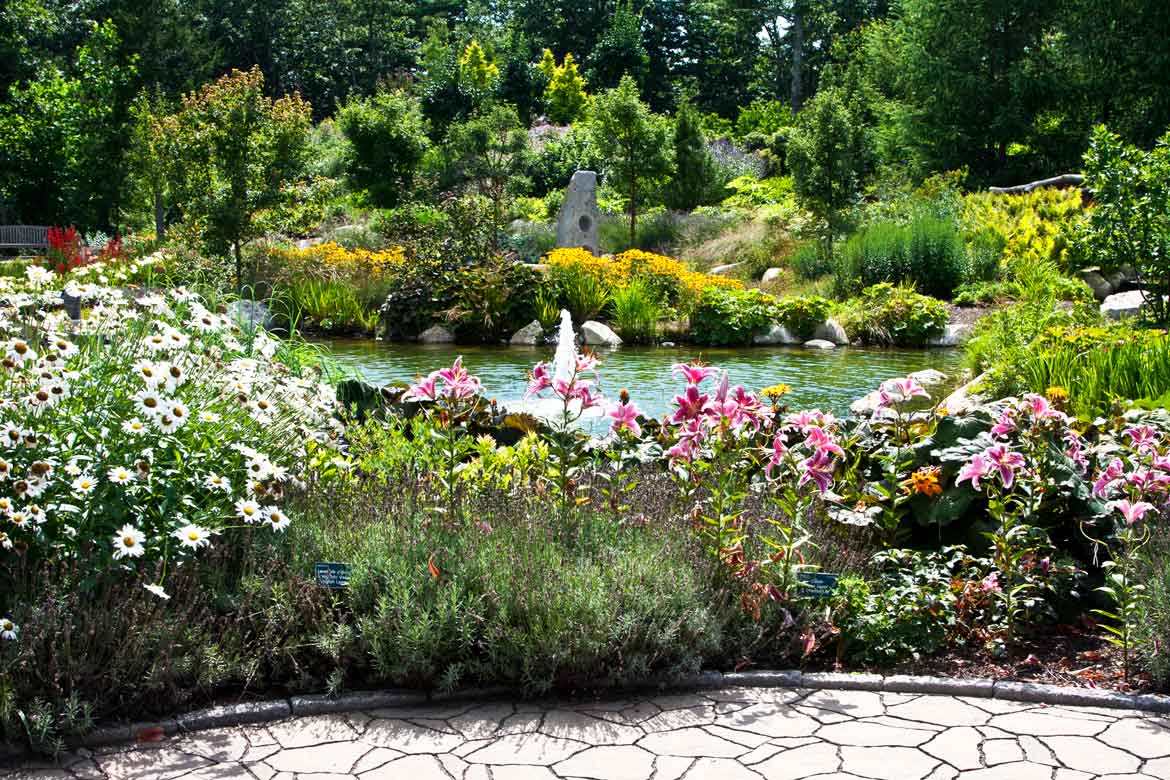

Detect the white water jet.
xmin=551 ymin=309 xmax=576 ymax=384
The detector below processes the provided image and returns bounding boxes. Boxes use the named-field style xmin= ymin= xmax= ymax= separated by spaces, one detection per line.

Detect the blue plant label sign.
xmin=798 ymin=572 xmax=840 ymax=598
xmin=315 ymin=562 xmax=351 ymax=589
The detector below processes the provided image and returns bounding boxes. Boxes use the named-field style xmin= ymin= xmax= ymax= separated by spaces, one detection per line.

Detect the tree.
xmin=337 ymin=89 xmax=430 ymax=207
xmin=1080 ymin=124 xmax=1170 ymax=325
xmin=0 ymin=19 xmax=137 ymax=228
xmin=786 ymin=86 xmax=870 ymax=257
xmin=495 ymin=31 xmax=548 ymax=126
xmin=449 ymin=105 xmax=532 ymax=250
xmin=588 ymin=1 xmax=649 ymax=93
xmin=665 ymin=100 xmax=720 ymax=210
xmin=459 ymin=39 xmax=499 ymax=92
xmin=176 ymin=67 xmax=311 ymax=289
xmin=588 ymin=75 xmax=671 ymax=245
xmin=125 ymin=88 xmax=181 ymax=240
xmin=545 ymin=52 xmax=589 ymax=124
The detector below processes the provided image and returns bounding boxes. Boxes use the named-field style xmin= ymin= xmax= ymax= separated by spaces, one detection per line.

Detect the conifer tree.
xmin=545 ymin=52 xmax=588 ymax=124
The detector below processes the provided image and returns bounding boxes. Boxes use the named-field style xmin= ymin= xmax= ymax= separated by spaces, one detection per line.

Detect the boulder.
xmin=753 ymin=324 xmax=802 ymax=345
xmin=1101 ymin=290 xmax=1148 ymax=320
xmin=294 ymin=237 xmax=323 ymax=250
xmin=1078 ymin=269 xmax=1112 ymax=301
xmin=510 ymin=320 xmax=544 ymax=346
xmin=555 ymin=171 xmax=601 ymax=255
xmin=941 ymin=372 xmax=991 ymax=415
xmin=909 ymin=369 xmax=949 ymax=388
xmin=926 ymin=323 xmax=974 ymax=347
xmin=418 ymin=325 xmax=455 ymax=343
xmin=803 ymin=339 xmax=836 ymax=350
xmin=1106 ymin=270 xmax=1127 ymax=291
xmin=812 ymin=318 xmax=850 ymax=346
xmin=226 ymin=299 xmax=273 ymax=332
xmin=850 ymin=391 xmax=888 ymax=417
xmin=761 ymin=267 xmax=783 ymax=285
xmin=710 ymin=261 xmax=747 ymax=276
xmin=581 ymin=320 xmax=623 ymax=347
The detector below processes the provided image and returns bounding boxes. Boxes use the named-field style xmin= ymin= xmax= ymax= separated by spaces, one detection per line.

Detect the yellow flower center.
xmin=122 ymin=536 xmax=135 ymax=547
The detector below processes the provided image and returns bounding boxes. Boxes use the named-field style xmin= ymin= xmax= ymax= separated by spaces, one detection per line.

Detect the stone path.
xmin=13 ymin=686 xmax=1170 ymax=779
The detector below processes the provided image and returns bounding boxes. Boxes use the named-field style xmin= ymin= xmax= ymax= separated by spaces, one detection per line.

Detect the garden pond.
xmin=320 ymin=339 xmax=966 ymax=419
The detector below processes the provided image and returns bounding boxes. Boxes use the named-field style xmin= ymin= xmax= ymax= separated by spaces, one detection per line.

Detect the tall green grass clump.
xmin=551 ymin=265 xmax=611 ymax=324
xmin=836 ymin=216 xmax=969 ymax=299
xmin=611 ymin=278 xmax=662 ymax=343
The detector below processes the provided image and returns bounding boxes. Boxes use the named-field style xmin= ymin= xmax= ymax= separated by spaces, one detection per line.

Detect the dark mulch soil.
xmin=832 ymin=622 xmax=1162 ymax=695
xmin=947 ymin=302 xmax=996 ymax=328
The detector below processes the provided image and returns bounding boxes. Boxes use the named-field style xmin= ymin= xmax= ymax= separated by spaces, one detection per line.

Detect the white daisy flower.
xmin=133 ymin=389 xmax=165 ymax=418
xmin=246 ymin=454 xmax=275 ymax=481
xmin=121 ymin=418 xmax=148 ymax=435
xmin=198 ymin=411 xmax=221 ymax=423
xmin=133 ymin=359 xmax=165 ymax=387
xmin=0 ymin=617 xmax=17 ymax=641
xmin=9 ymin=510 xmax=28 ymax=528
xmin=174 ymin=524 xmax=212 ymax=550
xmin=25 ymin=504 xmax=45 ymax=524
xmin=71 ymin=474 xmax=98 ymax=494
xmin=47 ymin=335 xmax=78 ymax=358
xmin=204 ymin=473 xmax=231 ymax=492
xmin=0 ymin=459 xmax=11 ymax=480
xmin=6 ymin=339 xmax=36 ymax=366
xmin=166 ymin=401 xmax=190 ymax=426
xmin=0 ymin=497 xmax=14 ymax=515
xmin=107 ymin=466 xmax=134 ymax=485
xmin=143 ymin=583 xmax=170 ymax=600
xmin=155 ymin=412 xmax=181 ymax=434
xmin=112 ymin=524 xmax=145 ymax=559
xmin=26 ymin=263 xmax=54 ymax=288
xmin=234 ymin=499 xmax=262 ymax=523
xmin=263 ymin=506 xmax=291 ymax=532
xmin=1 ymin=423 xmax=23 ymax=447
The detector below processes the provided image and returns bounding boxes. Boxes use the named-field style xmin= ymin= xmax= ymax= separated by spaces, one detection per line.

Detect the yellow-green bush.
xmin=962 ymin=189 xmax=1085 ymax=278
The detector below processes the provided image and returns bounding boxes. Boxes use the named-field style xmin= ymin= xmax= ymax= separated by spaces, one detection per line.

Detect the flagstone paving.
xmin=12 ymin=686 xmax=1170 ymax=779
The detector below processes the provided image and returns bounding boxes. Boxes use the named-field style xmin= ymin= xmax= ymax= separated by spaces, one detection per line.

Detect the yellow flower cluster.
xmin=963 ymin=189 xmax=1084 ymax=275
xmin=543 ymin=247 xmax=741 ymax=303
xmin=270 ymin=242 xmax=406 ymax=279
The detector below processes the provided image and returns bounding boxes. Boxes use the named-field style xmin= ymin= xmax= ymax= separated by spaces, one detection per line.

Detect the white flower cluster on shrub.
xmin=0 ymin=280 xmax=341 ymax=618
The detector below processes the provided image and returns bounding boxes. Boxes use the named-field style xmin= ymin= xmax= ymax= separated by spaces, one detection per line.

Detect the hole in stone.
xmin=578 ymin=215 xmax=592 ymax=232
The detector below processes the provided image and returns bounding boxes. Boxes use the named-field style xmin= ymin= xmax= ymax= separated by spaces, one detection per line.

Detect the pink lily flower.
xmin=608 ymin=399 xmax=643 ymax=437
xmin=1116 ymin=499 xmax=1156 ymax=525
xmin=575 ymin=352 xmax=599 ymax=373
xmin=1093 ymin=457 xmax=1125 ymax=499
xmin=784 ymin=409 xmax=831 ymax=434
xmin=797 ymin=449 xmax=835 ymax=493
xmin=990 ymin=411 xmax=1017 ymax=438
xmin=672 ymin=362 xmax=718 ymax=386
xmin=981 ymin=572 xmax=1001 ymax=592
xmin=765 ymin=431 xmax=789 ymax=479
xmin=804 ymin=426 xmax=845 ymax=458
xmin=671 ymin=385 xmax=709 ymax=424
xmin=956 ymin=453 xmax=992 ymax=491
xmin=404 ymin=372 xmax=439 ymax=402
xmin=879 ymin=376 xmax=929 ymax=407
xmin=525 ymin=362 xmax=553 ymax=397
xmin=1024 ymin=394 xmax=1066 ymax=422
xmin=1126 ymin=425 xmax=1161 ymax=454
xmin=985 ymin=444 xmax=1025 ymax=489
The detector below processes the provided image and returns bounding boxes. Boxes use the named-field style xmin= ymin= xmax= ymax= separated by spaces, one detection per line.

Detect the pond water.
xmin=320 ymin=339 xmax=967 ymax=419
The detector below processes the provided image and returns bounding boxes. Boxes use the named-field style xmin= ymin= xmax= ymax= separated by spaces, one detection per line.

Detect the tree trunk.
xmin=153 ymin=189 xmax=166 ymax=242
xmin=629 ymin=175 xmax=638 ymax=248
xmin=987 ymin=174 xmax=1085 ymax=195
xmin=790 ymin=9 xmax=805 ymax=114
xmin=234 ymin=239 xmax=243 ymax=294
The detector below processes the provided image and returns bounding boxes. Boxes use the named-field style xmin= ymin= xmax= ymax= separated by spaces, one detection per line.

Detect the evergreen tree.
xmin=588 ymin=1 xmax=649 ymax=93
xmin=449 ymin=105 xmax=531 ymax=250
xmin=459 ymin=39 xmax=499 ymax=92
xmin=665 ymin=100 xmax=720 ymax=210
xmin=588 ymin=75 xmax=671 ymax=245
xmin=545 ymin=52 xmax=588 ymax=124
xmin=786 ymin=86 xmax=870 ymax=257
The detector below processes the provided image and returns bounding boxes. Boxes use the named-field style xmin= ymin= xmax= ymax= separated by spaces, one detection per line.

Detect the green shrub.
xmin=271 ymin=278 xmax=381 ymax=334
xmin=611 ymin=278 xmax=662 ymax=344
xmin=790 ymin=241 xmax=832 ymax=280
xmin=503 ymin=221 xmax=557 ymax=264
xmin=689 ymin=286 xmax=778 ymax=346
xmin=836 ymin=216 xmax=970 ymax=299
xmin=1135 ymin=533 xmax=1170 ymax=686
xmin=337 ymin=90 xmax=430 ymax=208
xmin=835 ymin=283 xmax=949 ymax=346
xmin=551 ymin=264 xmax=612 ymax=324
xmin=775 ymin=295 xmax=831 ymax=338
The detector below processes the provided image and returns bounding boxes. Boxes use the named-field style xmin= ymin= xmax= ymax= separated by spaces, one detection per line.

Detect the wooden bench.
xmin=0 ymin=226 xmax=50 ymax=252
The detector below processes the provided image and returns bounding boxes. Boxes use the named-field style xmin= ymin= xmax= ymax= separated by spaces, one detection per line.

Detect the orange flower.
xmin=904 ymin=466 xmax=943 ymax=497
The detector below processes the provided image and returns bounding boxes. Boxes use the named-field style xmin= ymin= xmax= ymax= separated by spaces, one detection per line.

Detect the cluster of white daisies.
xmin=0 ymin=280 xmax=342 ymax=624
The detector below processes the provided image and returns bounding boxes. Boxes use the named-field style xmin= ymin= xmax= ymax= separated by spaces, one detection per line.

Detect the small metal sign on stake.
xmin=315 ymin=562 xmax=351 ymax=589
xmin=797 ymin=571 xmax=840 ymax=599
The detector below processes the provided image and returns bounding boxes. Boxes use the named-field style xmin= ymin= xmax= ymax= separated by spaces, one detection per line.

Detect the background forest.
xmin=2 ymin=0 xmax=1169 ymax=232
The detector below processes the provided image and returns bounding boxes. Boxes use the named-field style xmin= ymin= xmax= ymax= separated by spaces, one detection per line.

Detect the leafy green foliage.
xmin=775 ymin=295 xmax=831 ymax=339
xmin=835 ymin=283 xmax=948 ymax=346
xmin=1079 ymin=124 xmax=1170 ymax=325
xmin=337 ymin=90 xmax=430 ymax=208
xmin=688 ymin=287 xmax=778 ymax=346
xmin=588 ymin=75 xmax=671 ymax=245
xmin=835 ymin=215 xmax=970 ymax=299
